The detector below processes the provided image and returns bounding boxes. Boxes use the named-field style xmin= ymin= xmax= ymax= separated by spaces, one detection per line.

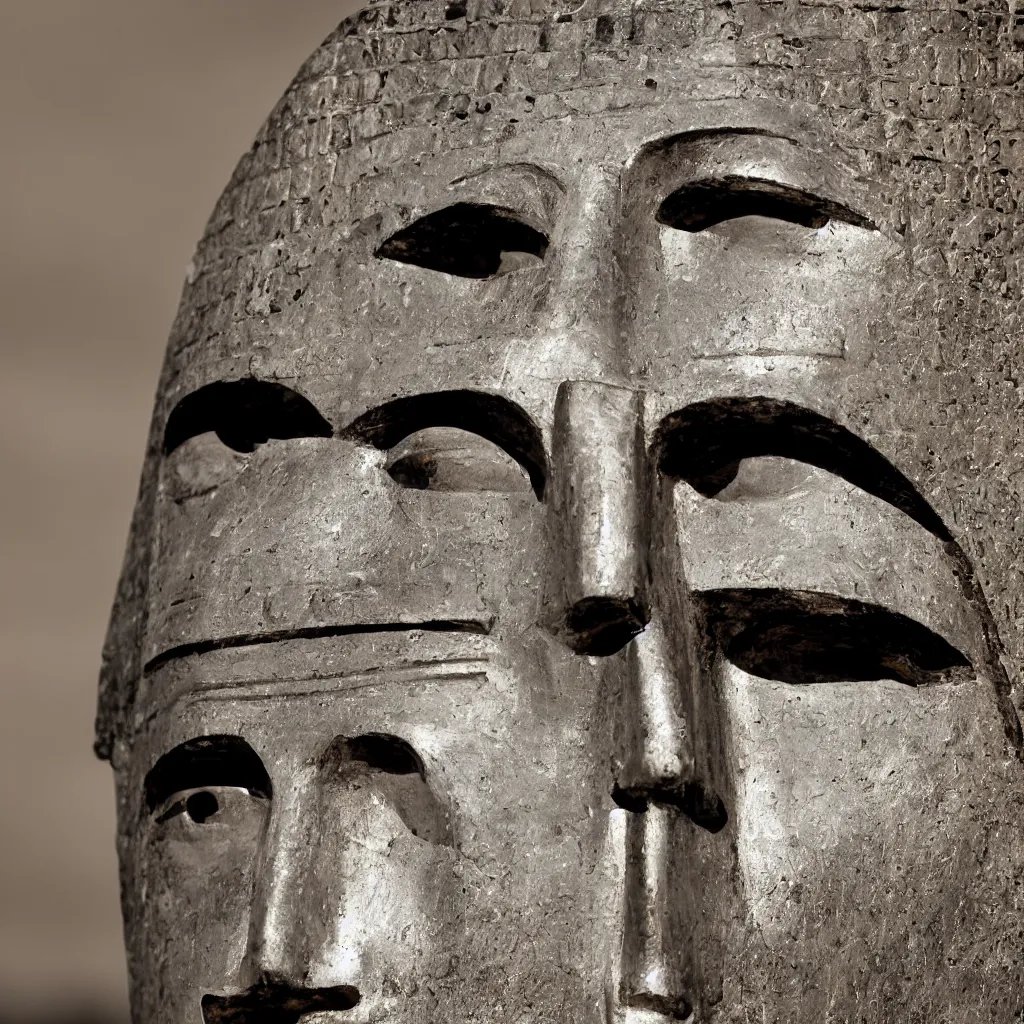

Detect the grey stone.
xmin=99 ymin=1 xmax=1024 ymax=1020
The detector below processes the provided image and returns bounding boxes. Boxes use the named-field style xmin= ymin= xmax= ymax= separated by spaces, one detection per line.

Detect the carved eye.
xmin=344 ymin=390 xmax=548 ymax=500
xmin=146 ymin=736 xmax=272 ymax=831
xmin=385 ymin=427 xmax=533 ymax=493
xmin=164 ymin=379 xmax=333 ymax=456
xmin=657 ymin=177 xmax=874 ymax=234
xmin=161 ymin=379 xmax=333 ymax=501
xmin=655 ymin=396 xmax=951 ymax=541
xmin=701 ymin=456 xmax=817 ymax=504
xmin=322 ymin=734 xmax=452 ymax=846
xmin=153 ymin=786 xmax=258 ymax=827
xmin=162 ymin=432 xmax=250 ymax=502
xmin=375 ymin=202 xmax=548 ymax=279
xmin=704 ymin=590 xmax=972 ymax=688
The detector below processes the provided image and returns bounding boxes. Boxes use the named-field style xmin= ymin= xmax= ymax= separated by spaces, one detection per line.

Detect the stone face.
xmin=100 ymin=2 xmax=1024 ymax=1022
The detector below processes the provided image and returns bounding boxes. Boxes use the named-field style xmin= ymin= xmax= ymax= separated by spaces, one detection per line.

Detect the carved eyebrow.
xmin=163 ymin=378 xmax=333 ymax=455
xmin=657 ymin=176 xmax=876 ymax=233
xmin=144 ymin=734 xmax=272 ymax=812
xmin=652 ymin=396 xmax=950 ymax=541
xmin=447 ymin=160 xmax=566 ymax=199
xmin=343 ymin=389 xmax=548 ymax=500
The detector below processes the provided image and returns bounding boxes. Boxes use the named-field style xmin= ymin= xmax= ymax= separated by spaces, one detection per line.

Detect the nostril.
xmin=612 ymin=782 xmax=728 ymax=834
xmin=565 ymin=596 xmax=648 ymax=656
xmin=675 ymin=781 xmax=728 ymax=834
xmin=611 ymin=785 xmax=649 ymax=814
xmin=202 ymin=986 xmax=361 ymax=1024
xmin=626 ymin=992 xmax=694 ymax=1022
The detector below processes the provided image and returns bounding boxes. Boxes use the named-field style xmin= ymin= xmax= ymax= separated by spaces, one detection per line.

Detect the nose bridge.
xmin=548 ymin=164 xmax=623 ymax=355
xmin=245 ymin=762 xmax=320 ymax=985
xmin=550 ymin=379 xmax=648 ymax=655
xmin=618 ymin=620 xmax=692 ymax=793
xmin=620 ymin=804 xmax=689 ymax=1020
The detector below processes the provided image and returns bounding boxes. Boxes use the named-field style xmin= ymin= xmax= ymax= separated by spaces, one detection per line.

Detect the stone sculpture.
xmin=99 ymin=1 xmax=1024 ymax=1020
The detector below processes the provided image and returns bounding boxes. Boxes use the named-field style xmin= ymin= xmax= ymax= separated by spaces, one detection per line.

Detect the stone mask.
xmin=99 ymin=2 xmax=1024 ymax=1021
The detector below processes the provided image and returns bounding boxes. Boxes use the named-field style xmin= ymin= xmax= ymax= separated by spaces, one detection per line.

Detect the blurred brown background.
xmin=0 ymin=3 xmax=357 ymax=1019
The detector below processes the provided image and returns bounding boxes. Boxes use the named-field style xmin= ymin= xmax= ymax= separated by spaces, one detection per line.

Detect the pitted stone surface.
xmin=99 ymin=4 xmax=1024 ymax=1022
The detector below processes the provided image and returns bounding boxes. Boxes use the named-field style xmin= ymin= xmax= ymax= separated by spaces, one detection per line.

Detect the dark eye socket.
xmin=322 ymin=734 xmax=452 ymax=846
xmin=703 ymin=589 xmax=971 ymax=688
xmin=145 ymin=735 xmax=272 ymax=815
xmin=657 ymin=177 xmax=875 ymax=234
xmin=164 ymin=379 xmax=332 ymax=455
xmin=344 ymin=389 xmax=548 ymax=500
xmin=375 ymin=202 xmax=549 ymax=279
xmin=654 ymin=397 xmax=951 ymax=542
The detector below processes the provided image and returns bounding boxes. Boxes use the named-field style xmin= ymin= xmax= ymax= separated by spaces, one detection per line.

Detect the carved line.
xmin=184 ymin=671 xmax=489 ymax=706
xmin=144 ymin=620 xmax=493 ymax=675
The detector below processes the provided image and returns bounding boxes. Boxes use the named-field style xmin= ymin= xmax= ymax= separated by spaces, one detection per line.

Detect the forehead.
xmin=157 ymin=0 xmax=974 ymax=453
xmin=162 ymin=97 xmax=897 ymax=430
xmin=130 ymin=631 xmax=605 ymax=768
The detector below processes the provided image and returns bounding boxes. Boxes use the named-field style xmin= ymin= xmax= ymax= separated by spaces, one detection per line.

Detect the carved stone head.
xmin=100 ymin=2 xmax=1024 ymax=1021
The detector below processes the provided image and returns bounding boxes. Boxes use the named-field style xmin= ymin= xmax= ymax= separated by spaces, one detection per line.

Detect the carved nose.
xmin=550 ymin=380 xmax=648 ymax=655
xmin=614 ymin=594 xmax=728 ymax=833
xmin=618 ymin=804 xmax=694 ymax=1023
xmin=243 ymin=764 xmax=320 ymax=987
xmin=616 ymin=622 xmax=689 ymax=794
xmin=613 ymin=620 xmax=731 ymax=1024
xmin=242 ymin=735 xmax=452 ymax=995
xmin=614 ymin=626 xmax=694 ymax=1022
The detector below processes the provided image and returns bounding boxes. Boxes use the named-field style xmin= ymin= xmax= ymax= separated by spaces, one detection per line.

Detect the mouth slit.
xmin=201 ymin=986 xmax=361 ymax=1024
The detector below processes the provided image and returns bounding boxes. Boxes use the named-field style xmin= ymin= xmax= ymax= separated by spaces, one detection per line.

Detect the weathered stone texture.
xmin=98 ymin=3 xmax=1024 ymax=1021
xmin=100 ymin=0 xmax=1024 ymax=749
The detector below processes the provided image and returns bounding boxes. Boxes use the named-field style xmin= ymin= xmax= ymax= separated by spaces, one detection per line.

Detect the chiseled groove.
xmin=144 ymin=620 xmax=492 ymax=674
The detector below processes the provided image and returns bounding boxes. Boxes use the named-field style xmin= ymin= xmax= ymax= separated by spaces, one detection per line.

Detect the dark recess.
xmin=624 ymin=994 xmax=694 ymax=1022
xmin=163 ymin=378 xmax=333 ymax=455
xmin=345 ymin=389 xmax=548 ymax=499
xmin=202 ymin=985 xmax=360 ymax=1024
xmin=565 ymin=595 xmax=648 ymax=656
xmin=339 ymin=733 xmax=425 ymax=776
xmin=658 ymin=176 xmax=876 ymax=233
xmin=701 ymin=588 xmax=971 ymax=687
xmin=653 ymin=396 xmax=952 ymax=541
xmin=145 ymin=735 xmax=272 ymax=813
xmin=612 ymin=782 xmax=729 ymax=834
xmin=375 ymin=202 xmax=548 ymax=279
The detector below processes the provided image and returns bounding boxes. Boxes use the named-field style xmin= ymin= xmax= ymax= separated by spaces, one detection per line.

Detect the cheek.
xmin=147 ymin=438 xmax=546 ymax=663
xmin=136 ymin=815 xmax=266 ymax=990
xmin=724 ymin=672 xmax=1024 ymax=951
